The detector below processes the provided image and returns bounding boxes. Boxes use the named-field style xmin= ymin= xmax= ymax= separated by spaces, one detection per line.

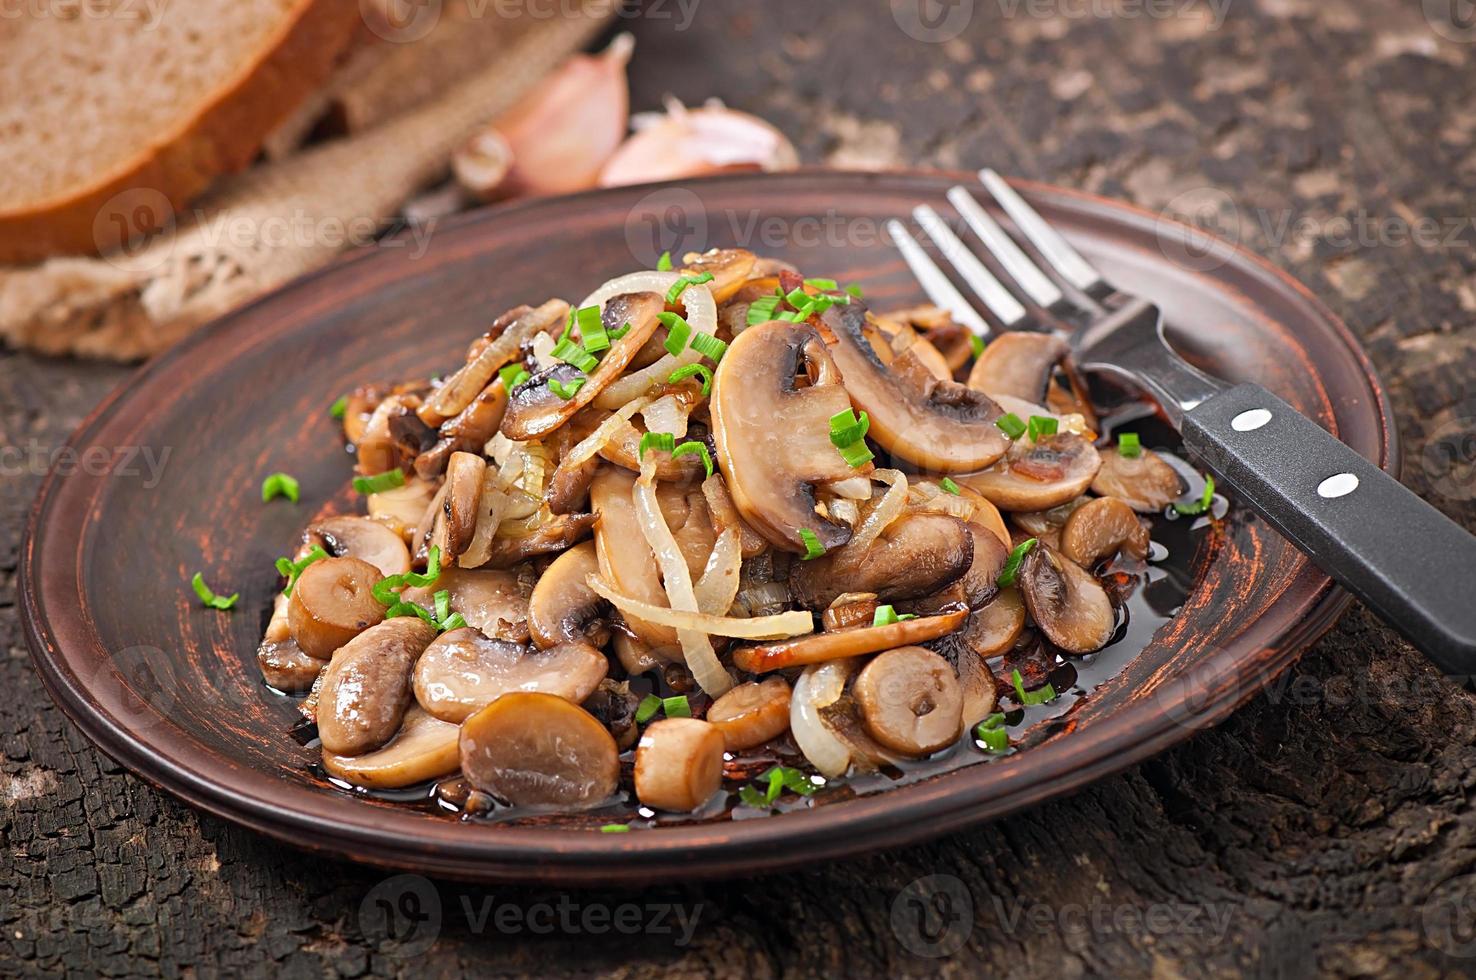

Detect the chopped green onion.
xmin=785 ymin=286 xmax=811 ymax=309
xmin=657 ymin=251 xmax=673 ymax=271
xmin=995 ymin=413 xmax=1027 ymax=440
xmin=775 ymin=309 xmax=807 ymax=322
xmin=434 ymin=589 xmax=451 ymax=623
xmin=573 ymin=304 xmax=602 ymax=339
xmin=872 ymin=604 xmax=917 ymax=627
xmin=939 ymin=477 xmax=961 ymax=495
xmin=439 ymin=612 xmax=467 ymax=632
xmin=838 ymin=440 xmax=874 ymax=468
xmin=600 ymin=823 xmax=632 ymax=833
xmin=1027 ymin=415 xmax=1059 ymax=442
xmin=738 ymin=784 xmax=770 ymax=808
xmin=608 ymin=321 xmax=632 ymax=340
xmin=403 ymin=545 xmax=443 ymax=589
xmin=329 ymin=395 xmax=348 ymax=419
xmin=1174 ymin=474 xmax=1216 ymax=516
xmin=550 ymin=339 xmax=598 ymax=374
xmin=804 ymin=278 xmax=838 ymax=291
xmin=747 ymin=295 xmax=782 ymax=325
xmin=970 ymin=335 xmax=986 ymax=358
xmin=672 ymin=440 xmax=714 ymax=478
xmin=799 ymin=528 xmax=825 ymax=560
xmin=261 ymin=472 xmax=300 ymax=504
xmin=666 ymin=272 xmax=714 ymax=304
xmin=548 ymin=377 xmax=587 ymax=401
xmin=662 ymin=695 xmax=692 ymax=718
xmin=739 ymin=766 xmax=817 ymax=809
xmin=667 ymin=363 xmax=713 ymax=396
xmin=390 ymin=600 xmax=437 ymax=625
xmin=657 ymin=312 xmax=691 ymax=355
xmin=1117 ymin=432 xmax=1142 ymax=458
xmin=276 ymin=546 xmax=329 ymax=596
xmin=996 ymin=537 xmax=1037 ymax=588
xmin=634 ymin=694 xmax=662 ymax=724
xmin=498 ymin=364 xmax=530 ymax=391
xmin=1012 ymin=668 xmax=1057 ymax=706
xmin=829 ymin=408 xmax=871 ymax=448
xmin=845 ymin=284 xmax=864 ymax=299
xmin=579 ymin=310 xmax=610 ymax=353
xmin=191 ymin=572 xmax=238 ymax=610
xmin=767 ymin=766 xmax=817 ymax=796
xmin=353 ymin=469 xmax=406 ymax=494
xmin=689 ymin=331 xmax=728 ymax=363
xmin=639 ymin=431 xmax=676 ymax=458
xmin=975 ymin=713 xmax=1009 ymax=753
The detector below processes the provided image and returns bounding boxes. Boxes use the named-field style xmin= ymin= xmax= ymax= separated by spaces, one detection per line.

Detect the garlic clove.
xmin=598 ymin=99 xmax=799 ymax=188
xmin=451 ymin=129 xmax=514 ymax=203
xmin=496 ymin=32 xmax=634 ymax=198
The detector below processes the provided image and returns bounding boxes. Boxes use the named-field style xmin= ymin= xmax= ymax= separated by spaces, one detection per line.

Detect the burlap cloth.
xmin=0 ymin=0 xmax=615 ymax=361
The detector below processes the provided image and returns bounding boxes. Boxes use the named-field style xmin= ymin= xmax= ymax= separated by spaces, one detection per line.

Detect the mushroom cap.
xmin=287 ymin=556 xmax=387 ymax=660
xmin=1090 ymin=447 xmax=1184 ymax=513
xmin=1017 ymin=544 xmax=1117 ymax=654
xmin=401 ymin=567 xmax=531 ymax=643
xmin=853 ymin=646 xmax=964 ymax=757
xmin=413 ymin=628 xmax=608 ymax=723
xmin=710 ymin=320 xmax=856 ymax=553
xmin=440 ymin=451 xmax=488 ymax=559
xmin=957 ymin=431 xmax=1102 ymax=512
xmin=1059 ymin=496 xmax=1150 ymax=567
xmin=500 ymin=292 xmax=666 ymax=440
xmin=707 ymin=677 xmax=792 ymax=751
xmin=311 ymin=515 xmax=412 ymax=577
xmin=527 ymin=540 xmax=608 ymax=649
xmin=590 ymin=465 xmax=677 ymax=651
xmin=321 ymin=706 xmax=461 ymax=790
xmin=966 ymin=331 xmax=1069 ymax=403
xmin=820 ymin=302 xmax=1010 ymax=474
xmin=459 ymin=692 xmax=620 ymax=808
xmin=317 ymin=618 xmax=439 ymax=757
xmin=789 ymin=513 xmax=975 ymax=610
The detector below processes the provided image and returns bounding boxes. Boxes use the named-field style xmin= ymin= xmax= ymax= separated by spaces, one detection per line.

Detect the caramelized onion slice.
xmin=731 ymin=606 xmax=968 ymax=673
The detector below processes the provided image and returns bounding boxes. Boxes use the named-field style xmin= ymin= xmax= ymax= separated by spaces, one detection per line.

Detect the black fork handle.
xmin=1182 ymin=383 xmax=1476 ymax=676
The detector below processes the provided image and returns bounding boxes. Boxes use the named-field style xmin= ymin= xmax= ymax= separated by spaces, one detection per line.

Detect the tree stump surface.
xmin=5 ymin=2 xmax=1476 ymax=976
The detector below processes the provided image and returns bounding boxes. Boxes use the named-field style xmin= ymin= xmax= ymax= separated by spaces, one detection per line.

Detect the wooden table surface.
xmin=6 ymin=1 xmax=1476 ymax=976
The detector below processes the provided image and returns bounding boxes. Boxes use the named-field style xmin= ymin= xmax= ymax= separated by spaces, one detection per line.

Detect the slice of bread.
xmin=0 ymin=0 xmax=362 ymax=265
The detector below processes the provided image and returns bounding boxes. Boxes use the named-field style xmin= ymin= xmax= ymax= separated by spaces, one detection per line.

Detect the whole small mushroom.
xmin=317 ymin=618 xmax=439 ymax=757
xmin=460 ymin=692 xmax=620 ymax=808
xmin=1059 ymin=497 xmax=1151 ymax=567
xmin=1017 ymin=544 xmax=1117 ymax=654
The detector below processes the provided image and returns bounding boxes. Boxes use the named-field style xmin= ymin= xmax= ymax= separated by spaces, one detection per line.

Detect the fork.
xmin=886 ymin=169 xmax=1476 ymax=675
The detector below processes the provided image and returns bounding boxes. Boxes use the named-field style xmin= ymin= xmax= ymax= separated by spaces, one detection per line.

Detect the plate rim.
xmin=19 ymin=168 xmax=1397 ymax=883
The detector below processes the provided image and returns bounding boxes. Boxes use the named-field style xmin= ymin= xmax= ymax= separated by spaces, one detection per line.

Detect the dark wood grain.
xmin=5 ymin=1 xmax=1476 ymax=975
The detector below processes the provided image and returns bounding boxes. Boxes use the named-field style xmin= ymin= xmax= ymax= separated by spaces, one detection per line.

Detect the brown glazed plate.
xmin=20 ymin=170 xmax=1395 ymax=884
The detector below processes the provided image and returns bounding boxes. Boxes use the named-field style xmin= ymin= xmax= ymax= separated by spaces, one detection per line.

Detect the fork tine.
xmin=979 ymin=168 xmax=1106 ymax=298
xmin=911 ymin=205 xmax=1027 ymax=329
xmin=945 ymin=187 xmax=1064 ymax=311
xmin=885 ymin=220 xmax=990 ymax=336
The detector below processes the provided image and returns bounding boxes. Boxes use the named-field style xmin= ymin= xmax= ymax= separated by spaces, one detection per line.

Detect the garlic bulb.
xmin=598 ymin=98 xmax=799 ymax=188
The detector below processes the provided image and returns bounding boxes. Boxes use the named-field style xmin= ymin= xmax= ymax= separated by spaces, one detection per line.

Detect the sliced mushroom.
xmin=590 ymin=465 xmax=677 ymax=650
xmin=341 ymin=384 xmax=386 ymax=446
xmin=677 ymin=247 xmax=758 ymax=304
xmin=413 ymin=628 xmax=607 ymax=723
xmin=357 ymin=395 xmax=434 ymax=476
xmin=1017 ymin=544 xmax=1116 ymax=654
xmin=528 ymin=540 xmax=608 ymax=648
xmin=907 ymin=521 xmax=1011 ymax=615
xmin=700 ymin=473 xmax=770 ymax=559
xmin=711 ymin=320 xmax=856 ymax=553
xmin=420 ymin=300 xmax=568 ymax=426
xmin=1011 ymin=497 xmax=1089 ymax=538
xmin=1091 ymin=447 xmax=1184 ymax=513
xmin=321 ymin=706 xmax=461 ymax=790
xmin=481 ymin=512 xmax=598 ymax=569
xmin=1060 ymin=497 xmax=1150 ymax=567
xmin=366 ymin=478 xmax=439 ymax=542
xmin=613 ymin=632 xmax=664 ymax=674
xmin=317 ymin=618 xmax=439 ymax=756
xmin=707 ymin=677 xmax=792 ymax=751
xmin=820 ymin=302 xmax=1010 ymax=474
xmin=853 ymin=646 xmax=964 ymax=757
xmin=257 ymin=638 xmax=324 ymax=694
xmin=500 ymin=292 xmax=666 ymax=440
xmin=633 ymin=718 xmax=727 ymax=812
xmin=966 ymin=331 xmax=1069 ymax=403
xmin=460 ymin=692 xmax=619 ymax=808
xmin=908 ymin=478 xmax=1012 ymax=551
xmin=957 ymin=432 xmax=1102 ymax=512
xmin=732 ymin=606 xmax=968 ymax=673
xmin=401 ymin=567 xmax=531 ymax=642
xmin=822 ymin=593 xmax=880 ymax=632
xmin=287 ymin=557 xmax=387 ymax=659
xmin=429 ymin=451 xmax=487 ymax=560
xmin=790 ymin=513 xmax=974 ymax=610
xmin=966 ymin=588 xmax=1027 ymax=658
xmin=659 ymin=481 xmax=718 ymax=581
xmin=312 ymin=515 xmax=412 ymax=577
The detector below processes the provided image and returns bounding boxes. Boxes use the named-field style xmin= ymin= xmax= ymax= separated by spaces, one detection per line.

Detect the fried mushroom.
xmin=1017 ymin=544 xmax=1116 ymax=654
xmin=789 ymin=513 xmax=974 ymax=610
xmin=957 ymin=432 xmax=1102 ymax=512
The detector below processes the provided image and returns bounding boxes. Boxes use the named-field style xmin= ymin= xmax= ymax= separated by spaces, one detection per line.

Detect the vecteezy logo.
xmin=1422 ymin=872 xmax=1476 ymax=958
xmin=91 ymin=645 xmax=178 ymax=734
xmin=359 ymin=874 xmax=442 ymax=956
xmin=891 ymin=0 xmax=974 ymax=43
xmin=623 ymin=187 xmax=709 ymax=268
xmin=362 ymin=0 xmax=442 ymax=43
xmin=890 ymin=873 xmax=974 ymax=957
xmin=1155 ymin=186 xmax=1242 ymax=274
xmin=1423 ymin=412 xmax=1476 ymax=502
xmin=93 ymin=187 xmax=176 ymax=274
xmin=1424 ymin=0 xmax=1476 ymax=42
